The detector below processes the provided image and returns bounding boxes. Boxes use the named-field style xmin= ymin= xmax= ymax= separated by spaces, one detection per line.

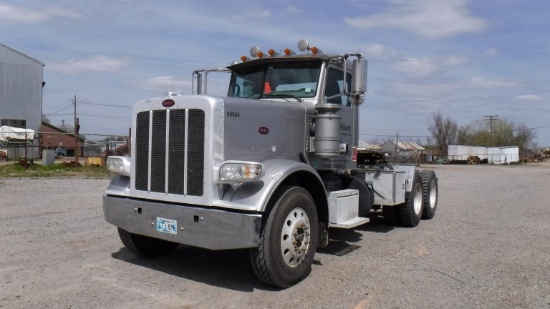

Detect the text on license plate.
xmin=156 ymin=217 xmax=177 ymax=235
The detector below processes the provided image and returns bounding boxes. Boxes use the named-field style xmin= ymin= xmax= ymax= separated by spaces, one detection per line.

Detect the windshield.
xmin=227 ymin=61 xmax=322 ymax=99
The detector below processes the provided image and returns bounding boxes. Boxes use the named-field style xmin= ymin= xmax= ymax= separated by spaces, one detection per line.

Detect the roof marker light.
xmin=240 ymin=55 xmax=249 ymax=62
xmin=284 ymin=48 xmax=295 ymax=55
xmin=268 ymin=49 xmax=279 ymax=56
xmin=297 ymin=39 xmax=323 ymax=54
xmin=298 ymin=39 xmax=309 ymax=52
xmin=250 ymin=46 xmax=260 ymax=58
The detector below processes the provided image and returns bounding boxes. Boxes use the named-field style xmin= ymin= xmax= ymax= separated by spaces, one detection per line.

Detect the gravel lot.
xmin=1 ymin=164 xmax=549 ymax=309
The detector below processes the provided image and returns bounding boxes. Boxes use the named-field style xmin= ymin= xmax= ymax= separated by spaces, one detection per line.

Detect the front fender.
xmin=213 ymin=159 xmax=324 ymax=212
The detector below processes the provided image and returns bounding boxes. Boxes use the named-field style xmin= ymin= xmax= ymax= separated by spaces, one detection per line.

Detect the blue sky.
xmin=2 ymin=0 xmax=549 ymax=146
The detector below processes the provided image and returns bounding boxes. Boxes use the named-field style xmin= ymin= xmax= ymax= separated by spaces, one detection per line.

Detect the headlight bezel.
xmin=106 ymin=156 xmax=131 ymax=176
xmin=218 ymin=161 xmax=263 ymax=183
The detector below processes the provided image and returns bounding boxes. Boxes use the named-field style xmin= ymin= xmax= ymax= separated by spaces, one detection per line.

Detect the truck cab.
xmin=103 ymin=40 xmax=438 ymax=288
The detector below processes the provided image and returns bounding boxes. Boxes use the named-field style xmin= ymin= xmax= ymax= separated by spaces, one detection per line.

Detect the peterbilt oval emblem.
xmin=162 ymin=99 xmax=175 ymax=107
xmin=258 ymin=127 xmax=269 ymax=135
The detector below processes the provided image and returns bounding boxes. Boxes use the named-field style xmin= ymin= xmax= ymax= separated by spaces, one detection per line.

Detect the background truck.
xmin=103 ymin=39 xmax=439 ymax=288
xmin=55 ymin=147 xmax=67 ymax=157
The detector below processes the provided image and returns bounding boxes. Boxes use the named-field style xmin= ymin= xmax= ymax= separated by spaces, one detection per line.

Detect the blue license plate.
xmin=156 ymin=217 xmax=177 ymax=235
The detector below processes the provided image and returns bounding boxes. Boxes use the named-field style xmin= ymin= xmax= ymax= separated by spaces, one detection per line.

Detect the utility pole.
xmin=484 ymin=115 xmax=499 ymax=146
xmin=74 ymin=95 xmax=79 ymax=164
xmin=394 ymin=132 xmax=399 ymax=158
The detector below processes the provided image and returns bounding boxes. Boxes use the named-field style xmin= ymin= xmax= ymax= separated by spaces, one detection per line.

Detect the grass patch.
xmin=0 ymin=162 xmax=113 ymax=178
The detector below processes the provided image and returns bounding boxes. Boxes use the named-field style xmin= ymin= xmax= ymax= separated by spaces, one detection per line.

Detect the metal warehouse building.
xmin=0 ymin=42 xmax=45 ymax=158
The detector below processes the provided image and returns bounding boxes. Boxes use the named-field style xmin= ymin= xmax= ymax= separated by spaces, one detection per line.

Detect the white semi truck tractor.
xmin=103 ymin=40 xmax=439 ymax=288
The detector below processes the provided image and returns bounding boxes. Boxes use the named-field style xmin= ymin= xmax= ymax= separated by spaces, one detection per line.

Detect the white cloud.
xmin=133 ymin=76 xmax=190 ymax=93
xmin=378 ymin=80 xmax=456 ymax=97
xmin=344 ymin=0 xmax=487 ymax=39
xmin=284 ymin=5 xmax=303 ymax=14
xmin=484 ymin=48 xmax=499 ymax=55
xmin=391 ymin=57 xmax=441 ymax=78
xmin=444 ymin=55 xmax=469 ymax=67
xmin=0 ymin=3 xmax=85 ymax=23
xmin=364 ymin=44 xmax=392 ymax=59
xmin=388 ymin=54 xmax=470 ymax=78
xmin=513 ymin=94 xmax=542 ymax=101
xmin=378 ymin=76 xmax=524 ymax=99
xmin=468 ymin=77 xmax=523 ymax=89
xmin=232 ymin=8 xmax=271 ymax=22
xmin=48 ymin=55 xmax=133 ymax=76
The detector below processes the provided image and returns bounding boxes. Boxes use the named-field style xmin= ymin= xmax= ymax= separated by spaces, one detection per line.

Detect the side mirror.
xmin=351 ymin=58 xmax=366 ymax=95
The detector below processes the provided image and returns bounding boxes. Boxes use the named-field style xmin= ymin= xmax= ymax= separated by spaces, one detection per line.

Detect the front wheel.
xmin=250 ymin=186 xmax=319 ymax=288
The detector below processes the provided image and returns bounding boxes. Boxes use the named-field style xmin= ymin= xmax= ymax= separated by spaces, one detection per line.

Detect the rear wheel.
xmin=118 ymin=228 xmax=179 ymax=257
xmin=420 ymin=170 xmax=438 ymax=219
xmin=250 ymin=186 xmax=319 ymax=288
xmin=398 ymin=171 xmax=423 ymax=227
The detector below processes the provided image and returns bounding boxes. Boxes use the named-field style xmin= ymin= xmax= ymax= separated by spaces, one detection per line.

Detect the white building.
xmin=0 ymin=43 xmax=45 ymax=158
xmin=381 ymin=141 xmax=426 ymax=157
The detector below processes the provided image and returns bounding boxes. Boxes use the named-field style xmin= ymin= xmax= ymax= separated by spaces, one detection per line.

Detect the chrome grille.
xmin=168 ymin=110 xmax=185 ymax=194
xmin=151 ymin=110 xmax=166 ymax=193
xmin=135 ymin=112 xmax=149 ymax=191
xmin=187 ymin=110 xmax=205 ymax=196
xmin=135 ymin=109 xmax=205 ymax=196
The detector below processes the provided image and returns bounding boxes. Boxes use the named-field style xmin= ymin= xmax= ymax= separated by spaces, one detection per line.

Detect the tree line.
xmin=428 ymin=112 xmax=536 ymax=155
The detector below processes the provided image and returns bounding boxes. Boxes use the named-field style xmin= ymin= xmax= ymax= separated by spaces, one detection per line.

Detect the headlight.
xmin=219 ymin=162 xmax=263 ymax=182
xmin=106 ymin=156 xmax=131 ymax=176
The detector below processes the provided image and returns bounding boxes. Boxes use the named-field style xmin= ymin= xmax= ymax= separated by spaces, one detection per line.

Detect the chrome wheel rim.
xmin=429 ymin=179 xmax=437 ymax=209
xmin=413 ymin=183 xmax=423 ymax=215
xmin=280 ymin=207 xmax=311 ymax=267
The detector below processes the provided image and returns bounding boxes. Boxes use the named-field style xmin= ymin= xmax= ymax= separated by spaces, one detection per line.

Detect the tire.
xmin=118 ymin=228 xmax=179 ymax=258
xmin=250 ymin=186 xmax=319 ymax=288
xmin=398 ymin=171 xmax=423 ymax=227
xmin=347 ymin=177 xmax=373 ymax=217
xmin=420 ymin=170 xmax=438 ymax=219
xmin=467 ymin=156 xmax=480 ymax=164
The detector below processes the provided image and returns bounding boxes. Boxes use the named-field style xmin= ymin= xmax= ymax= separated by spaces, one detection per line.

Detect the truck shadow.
xmin=111 ymin=246 xmax=279 ymax=292
xmin=359 ymin=212 xmax=397 ymax=233
xmin=316 ymin=214 xmax=395 ymax=257
xmin=110 ymin=215 xmax=396 ymax=291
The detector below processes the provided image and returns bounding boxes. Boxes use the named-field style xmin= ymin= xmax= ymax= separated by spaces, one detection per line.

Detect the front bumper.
xmin=103 ymin=195 xmax=262 ymax=250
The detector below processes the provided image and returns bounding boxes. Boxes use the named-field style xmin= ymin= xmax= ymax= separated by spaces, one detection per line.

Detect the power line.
xmin=78 ymin=101 xmax=132 ymax=108
xmin=77 ymin=113 xmax=130 ymax=120
xmin=530 ymin=125 xmax=550 ymax=130
xmin=45 ymin=103 xmax=73 ymax=115
xmin=43 ymin=112 xmax=73 ymax=116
